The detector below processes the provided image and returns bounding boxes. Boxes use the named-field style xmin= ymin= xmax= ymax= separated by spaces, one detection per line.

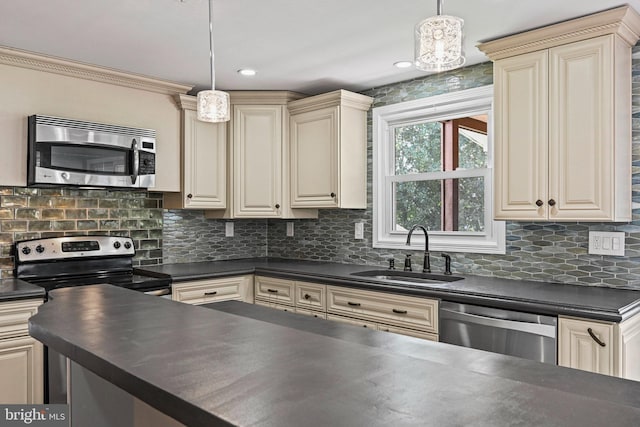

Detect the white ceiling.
xmin=1 ymin=0 xmax=639 ymax=95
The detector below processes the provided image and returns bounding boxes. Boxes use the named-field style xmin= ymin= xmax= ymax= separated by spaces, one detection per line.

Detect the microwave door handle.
xmin=131 ymin=139 xmax=139 ymax=185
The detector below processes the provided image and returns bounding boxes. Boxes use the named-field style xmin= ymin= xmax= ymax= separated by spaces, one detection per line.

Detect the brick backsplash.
xmin=0 ymin=187 xmax=163 ymax=278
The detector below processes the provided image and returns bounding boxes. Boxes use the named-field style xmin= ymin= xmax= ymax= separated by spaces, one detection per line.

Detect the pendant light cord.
xmin=437 ymin=0 xmax=443 ymax=15
xmin=208 ymin=0 xmax=215 ymax=89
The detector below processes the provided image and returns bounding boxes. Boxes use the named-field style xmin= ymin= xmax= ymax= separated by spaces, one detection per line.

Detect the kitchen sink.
xmin=350 ymin=270 xmax=463 ymax=286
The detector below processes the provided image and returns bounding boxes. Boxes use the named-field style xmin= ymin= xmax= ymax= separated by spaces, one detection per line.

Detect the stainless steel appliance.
xmin=14 ymin=235 xmax=171 ymax=403
xmin=439 ymin=301 xmax=557 ymax=364
xmin=28 ymin=115 xmax=156 ymax=188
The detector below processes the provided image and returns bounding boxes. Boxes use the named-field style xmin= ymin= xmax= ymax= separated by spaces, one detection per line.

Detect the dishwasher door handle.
xmin=440 ymin=308 xmax=556 ymax=338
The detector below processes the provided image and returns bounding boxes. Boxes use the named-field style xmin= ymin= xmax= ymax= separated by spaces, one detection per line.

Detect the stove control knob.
xmin=113 ymin=241 xmax=121 ymax=249
xmin=21 ymin=246 xmax=31 ymax=255
xmin=124 ymin=241 xmax=132 ymax=250
xmin=35 ymin=245 xmax=45 ymax=254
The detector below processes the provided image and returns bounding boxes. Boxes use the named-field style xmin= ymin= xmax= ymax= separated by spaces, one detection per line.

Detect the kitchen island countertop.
xmin=29 ymin=285 xmax=640 ymax=427
xmin=139 ymin=258 xmax=640 ymax=322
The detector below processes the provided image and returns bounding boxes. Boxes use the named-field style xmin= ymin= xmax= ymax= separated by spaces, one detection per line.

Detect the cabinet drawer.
xmin=295 ymin=308 xmax=327 ymax=319
xmin=378 ymin=324 xmax=438 ymax=342
xmin=255 ymin=276 xmax=295 ymax=305
xmin=172 ymin=275 xmax=253 ymax=305
xmin=0 ymin=299 xmax=43 ymax=340
xmin=327 ymin=286 xmax=438 ymax=333
xmin=295 ymin=282 xmax=326 ymax=311
xmin=255 ymin=299 xmax=295 ymax=312
xmin=327 ymin=314 xmax=377 ymax=330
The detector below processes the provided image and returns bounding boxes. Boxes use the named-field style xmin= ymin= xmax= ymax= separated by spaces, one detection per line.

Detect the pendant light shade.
xmin=197 ymin=90 xmax=230 ymax=122
xmin=414 ymin=0 xmax=465 ymax=72
xmin=197 ymin=0 xmax=230 ymax=123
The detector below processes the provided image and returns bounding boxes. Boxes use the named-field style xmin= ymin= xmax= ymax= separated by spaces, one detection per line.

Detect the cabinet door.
xmin=182 ymin=109 xmax=227 ymax=209
xmin=295 ymin=281 xmax=326 ymax=312
xmin=559 ymin=317 xmax=615 ymax=376
xmin=290 ymin=107 xmax=339 ymax=207
xmin=233 ymin=105 xmax=282 ymax=217
xmin=549 ymin=36 xmax=614 ymax=220
xmin=494 ymin=50 xmax=548 ymax=220
xmin=0 ymin=336 xmax=43 ymax=403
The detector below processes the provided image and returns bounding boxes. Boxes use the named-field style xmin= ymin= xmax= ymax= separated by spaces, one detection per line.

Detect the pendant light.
xmin=196 ymin=0 xmax=230 ymax=122
xmin=414 ymin=0 xmax=465 ymax=72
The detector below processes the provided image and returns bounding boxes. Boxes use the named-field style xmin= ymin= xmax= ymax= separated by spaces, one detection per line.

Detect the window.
xmin=372 ymin=85 xmax=505 ymax=254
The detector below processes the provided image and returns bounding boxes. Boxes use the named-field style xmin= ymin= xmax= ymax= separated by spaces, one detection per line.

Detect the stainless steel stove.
xmin=14 ymin=235 xmax=172 ymax=404
xmin=15 ymin=235 xmax=171 ymax=297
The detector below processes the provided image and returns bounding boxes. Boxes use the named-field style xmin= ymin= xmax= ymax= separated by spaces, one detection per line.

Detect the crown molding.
xmin=287 ymin=89 xmax=373 ymax=114
xmin=478 ymin=5 xmax=640 ymax=60
xmin=228 ymin=90 xmax=307 ymax=105
xmin=175 ymin=94 xmax=197 ymax=111
xmin=0 ymin=45 xmax=193 ymax=96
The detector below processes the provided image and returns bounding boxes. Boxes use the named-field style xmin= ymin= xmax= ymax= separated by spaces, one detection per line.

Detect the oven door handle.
xmin=440 ymin=308 xmax=556 ymax=338
xmin=144 ymin=288 xmax=171 ymax=297
xmin=131 ymin=138 xmax=139 ymax=185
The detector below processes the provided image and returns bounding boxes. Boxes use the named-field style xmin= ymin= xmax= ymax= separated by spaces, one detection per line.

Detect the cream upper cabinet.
xmin=233 ymin=105 xmax=283 ymax=217
xmin=206 ymin=91 xmax=318 ymax=219
xmin=479 ymin=7 xmax=640 ymax=222
xmin=165 ymin=95 xmax=226 ymax=210
xmin=288 ymin=90 xmax=373 ymax=209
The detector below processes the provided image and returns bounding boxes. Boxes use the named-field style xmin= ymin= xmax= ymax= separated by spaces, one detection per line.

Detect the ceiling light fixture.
xmin=196 ymin=0 xmax=230 ymax=123
xmin=394 ymin=61 xmax=414 ymax=69
xmin=414 ymin=0 xmax=465 ymax=72
xmin=237 ymin=69 xmax=257 ymax=77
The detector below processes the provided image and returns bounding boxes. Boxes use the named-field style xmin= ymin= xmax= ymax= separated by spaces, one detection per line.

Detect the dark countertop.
xmin=29 ymin=285 xmax=640 ymax=427
xmin=140 ymin=258 xmax=640 ymax=322
xmin=0 ymin=278 xmax=45 ymax=302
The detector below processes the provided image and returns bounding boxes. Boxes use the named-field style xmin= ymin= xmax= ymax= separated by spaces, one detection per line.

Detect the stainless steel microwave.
xmin=27 ymin=115 xmax=156 ymax=189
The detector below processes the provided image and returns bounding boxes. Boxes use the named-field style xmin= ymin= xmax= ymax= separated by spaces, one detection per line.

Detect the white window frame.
xmin=372 ymin=85 xmax=505 ymax=254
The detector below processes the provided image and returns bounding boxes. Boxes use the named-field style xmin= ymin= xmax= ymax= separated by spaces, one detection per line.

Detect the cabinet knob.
xmin=548 ymin=199 xmax=556 ymax=207
xmin=330 ymin=192 xmax=336 ymax=198
xmin=275 ymin=204 xmax=280 ymax=209
xmin=535 ymin=199 xmax=543 ymax=207
xmin=304 ymin=293 xmax=311 ymax=300
xmin=187 ymin=194 xmax=193 ymax=199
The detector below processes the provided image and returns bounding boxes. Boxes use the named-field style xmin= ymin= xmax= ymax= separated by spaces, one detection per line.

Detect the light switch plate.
xmin=589 ymin=231 xmax=624 ymax=256
xmin=225 ymin=222 xmax=234 ymax=237
xmin=286 ymin=222 xmax=294 ymax=237
xmin=354 ymin=222 xmax=364 ymax=240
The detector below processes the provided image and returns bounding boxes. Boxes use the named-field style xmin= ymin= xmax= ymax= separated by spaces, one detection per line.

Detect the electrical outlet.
xmin=354 ymin=222 xmax=364 ymax=239
xmin=225 ymin=222 xmax=234 ymax=237
xmin=286 ymin=222 xmax=294 ymax=237
xmin=589 ymin=231 xmax=624 ymax=256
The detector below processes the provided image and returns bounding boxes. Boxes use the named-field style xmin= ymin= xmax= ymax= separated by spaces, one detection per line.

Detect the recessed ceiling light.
xmin=394 ymin=61 xmax=414 ymax=69
xmin=237 ymin=69 xmax=257 ymax=77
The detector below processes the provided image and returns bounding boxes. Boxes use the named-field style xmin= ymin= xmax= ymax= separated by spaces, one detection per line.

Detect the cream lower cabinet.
xmin=326 ymin=286 xmax=439 ymax=340
xmin=480 ymin=9 xmax=639 ymax=222
xmin=559 ymin=314 xmax=640 ymax=380
xmin=253 ymin=276 xmax=439 ymax=341
xmin=165 ymin=95 xmax=227 ymax=210
xmin=172 ymin=275 xmax=254 ymax=305
xmin=288 ymin=90 xmax=373 ymax=209
xmin=0 ymin=299 xmax=43 ymax=404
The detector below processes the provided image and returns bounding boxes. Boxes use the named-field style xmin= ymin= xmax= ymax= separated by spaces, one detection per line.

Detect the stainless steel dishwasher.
xmin=439 ymin=301 xmax=557 ymax=364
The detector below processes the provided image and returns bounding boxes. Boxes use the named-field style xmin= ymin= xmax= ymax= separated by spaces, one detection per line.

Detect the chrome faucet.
xmin=406 ymin=225 xmax=430 ymax=273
